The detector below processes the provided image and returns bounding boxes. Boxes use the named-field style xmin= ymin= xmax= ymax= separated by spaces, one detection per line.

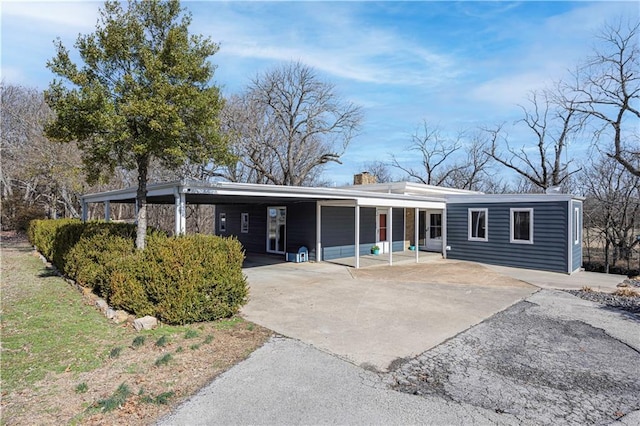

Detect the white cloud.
xmin=2 ymin=0 xmax=100 ymax=33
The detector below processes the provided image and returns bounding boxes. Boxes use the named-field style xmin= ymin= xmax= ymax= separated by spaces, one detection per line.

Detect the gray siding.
xmin=216 ymin=202 xmax=317 ymax=261
xmin=446 ymin=201 xmax=569 ymax=273
xmin=571 ymin=200 xmax=583 ymax=272
xmin=321 ymin=206 xmax=405 ymax=260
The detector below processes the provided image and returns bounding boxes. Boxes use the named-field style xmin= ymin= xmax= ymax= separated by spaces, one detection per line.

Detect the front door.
xmin=267 ymin=207 xmax=286 ymax=254
xmin=425 ymin=211 xmax=443 ymax=251
xmin=376 ymin=209 xmax=389 ymax=253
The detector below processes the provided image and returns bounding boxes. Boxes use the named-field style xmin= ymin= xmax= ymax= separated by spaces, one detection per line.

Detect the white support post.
xmin=174 ymin=191 xmax=186 ymax=236
xmin=355 ymin=204 xmax=360 ymax=269
xmin=81 ymin=200 xmax=88 ymax=222
xmin=104 ymin=201 xmax=111 ymax=222
xmin=442 ymin=207 xmax=447 ymax=259
xmin=316 ymin=202 xmax=322 ymax=262
xmin=134 ymin=199 xmax=139 ymax=224
xmin=389 ymin=207 xmax=393 ymax=266
xmin=415 ymin=207 xmax=419 ymax=263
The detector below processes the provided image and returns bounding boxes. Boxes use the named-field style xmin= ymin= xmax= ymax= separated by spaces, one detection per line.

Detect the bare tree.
xmin=485 ymin=90 xmax=582 ymax=191
xmin=441 ymin=132 xmax=495 ymax=191
xmin=221 ymin=61 xmax=363 ymax=186
xmin=568 ymin=20 xmax=640 ymax=177
xmin=362 ymin=161 xmax=394 ymax=183
xmin=1 ymin=83 xmax=85 ymax=227
xmin=391 ymin=121 xmax=463 ymax=185
xmin=581 ymin=154 xmax=640 ymax=271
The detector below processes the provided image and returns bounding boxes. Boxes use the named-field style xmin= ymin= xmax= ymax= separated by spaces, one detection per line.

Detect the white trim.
xmin=218 ymin=212 xmax=226 ymax=233
xmin=389 ymin=207 xmax=393 ymax=266
xmin=573 ymin=207 xmax=580 ymax=245
xmin=468 ymin=208 xmax=488 ymax=242
xmin=510 ymin=208 xmax=534 ymax=244
xmin=241 ymin=212 xmax=249 ymax=233
xmin=316 ymin=202 xmax=322 ymax=262
xmin=414 ymin=207 xmax=420 ymax=263
xmin=355 ymin=205 xmax=360 ymax=269
xmin=442 ymin=207 xmax=447 ymax=258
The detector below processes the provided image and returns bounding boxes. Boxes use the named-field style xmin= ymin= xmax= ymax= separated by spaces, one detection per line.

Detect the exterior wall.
xmin=571 ymin=200 xmax=583 ymax=273
xmin=215 ymin=202 xmax=317 ymax=261
xmin=321 ymin=206 xmax=405 ymax=260
xmin=446 ymin=201 xmax=570 ymax=273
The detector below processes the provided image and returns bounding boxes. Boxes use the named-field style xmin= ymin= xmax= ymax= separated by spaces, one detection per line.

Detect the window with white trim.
xmin=219 ymin=212 xmax=226 ymax=233
xmin=510 ymin=208 xmax=533 ymax=244
xmin=573 ymin=207 xmax=580 ymax=245
xmin=468 ymin=208 xmax=488 ymax=241
xmin=241 ymin=212 xmax=249 ymax=233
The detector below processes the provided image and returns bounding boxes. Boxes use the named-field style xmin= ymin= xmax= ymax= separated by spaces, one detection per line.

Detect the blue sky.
xmin=2 ymin=1 xmax=638 ymax=185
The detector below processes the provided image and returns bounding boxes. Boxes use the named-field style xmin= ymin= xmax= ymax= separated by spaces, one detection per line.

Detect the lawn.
xmin=1 ymin=233 xmax=271 ymax=425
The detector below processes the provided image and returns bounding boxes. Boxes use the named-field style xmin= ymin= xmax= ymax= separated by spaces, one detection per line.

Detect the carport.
xmin=80 ymin=180 xmax=447 ymax=268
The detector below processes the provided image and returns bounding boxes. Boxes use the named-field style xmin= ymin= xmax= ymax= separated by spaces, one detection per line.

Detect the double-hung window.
xmin=468 ymin=208 xmax=488 ymax=241
xmin=510 ymin=208 xmax=533 ymax=244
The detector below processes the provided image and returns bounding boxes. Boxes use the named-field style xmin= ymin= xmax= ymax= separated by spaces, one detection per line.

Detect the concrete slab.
xmin=242 ymin=259 xmax=536 ymax=371
xmin=483 ymin=263 xmax=625 ymax=292
xmin=159 ymin=337 xmax=519 ymax=426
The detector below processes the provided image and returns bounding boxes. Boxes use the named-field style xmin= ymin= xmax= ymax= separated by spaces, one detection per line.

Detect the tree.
xmin=362 ymin=161 xmax=394 ymax=183
xmin=440 ymin=132 xmax=495 ymax=192
xmin=1 ymin=83 xmax=85 ymax=228
xmin=45 ymin=0 xmax=230 ymax=249
xmin=581 ymin=154 xmax=640 ymax=271
xmin=568 ymin=20 xmax=640 ymax=177
xmin=391 ymin=121 xmax=463 ymax=186
xmin=485 ymin=90 xmax=582 ymax=192
xmin=221 ymin=61 xmax=363 ymax=186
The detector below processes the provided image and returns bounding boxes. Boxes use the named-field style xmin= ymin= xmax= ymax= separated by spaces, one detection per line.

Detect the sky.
xmin=1 ymin=0 xmax=638 ymax=186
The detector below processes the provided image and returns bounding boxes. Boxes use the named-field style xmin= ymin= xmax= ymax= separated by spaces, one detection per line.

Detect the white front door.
xmin=425 ymin=210 xmax=443 ymax=252
xmin=266 ymin=207 xmax=286 ymax=254
xmin=376 ymin=209 xmax=390 ymax=253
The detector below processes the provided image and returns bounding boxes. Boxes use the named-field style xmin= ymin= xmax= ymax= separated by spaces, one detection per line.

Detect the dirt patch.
xmin=350 ymin=259 xmax=534 ymax=288
xmin=1 ymin=233 xmax=273 ymax=425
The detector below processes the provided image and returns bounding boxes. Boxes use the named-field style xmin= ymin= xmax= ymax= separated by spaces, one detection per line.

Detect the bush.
xmin=143 ymin=234 xmax=248 ymax=324
xmin=26 ymin=219 xmax=248 ymax=324
xmin=583 ymin=261 xmax=639 ymax=277
xmin=1 ymin=194 xmax=46 ymax=231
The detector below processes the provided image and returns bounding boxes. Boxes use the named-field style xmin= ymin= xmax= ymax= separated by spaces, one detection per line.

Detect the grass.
xmin=1 ymin=245 xmax=129 ymax=393
xmin=1 ymin=235 xmax=272 ymax=425
xmin=92 ymin=383 xmax=131 ymax=412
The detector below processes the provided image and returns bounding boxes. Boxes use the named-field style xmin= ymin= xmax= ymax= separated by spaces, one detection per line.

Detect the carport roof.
xmin=81 ymin=180 xmax=447 ymax=209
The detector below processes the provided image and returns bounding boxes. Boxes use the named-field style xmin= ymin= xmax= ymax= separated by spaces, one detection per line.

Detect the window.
xmin=219 ymin=212 xmax=226 ymax=233
xmin=573 ymin=207 xmax=580 ymax=245
xmin=510 ymin=208 xmax=533 ymax=244
xmin=241 ymin=212 xmax=249 ymax=233
xmin=468 ymin=208 xmax=488 ymax=241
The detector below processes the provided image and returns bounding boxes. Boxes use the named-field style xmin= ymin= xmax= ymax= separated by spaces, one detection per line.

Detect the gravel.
xmin=564 ymin=289 xmax=640 ymax=316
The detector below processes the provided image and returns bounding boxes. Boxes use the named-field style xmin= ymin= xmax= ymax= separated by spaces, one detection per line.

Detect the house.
xmin=80 ymin=175 xmax=583 ymax=274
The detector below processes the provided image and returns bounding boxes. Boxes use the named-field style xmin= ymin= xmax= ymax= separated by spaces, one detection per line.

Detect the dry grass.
xmin=1 ymin=232 xmax=272 ymax=425
xmin=613 ymin=288 xmax=640 ymax=298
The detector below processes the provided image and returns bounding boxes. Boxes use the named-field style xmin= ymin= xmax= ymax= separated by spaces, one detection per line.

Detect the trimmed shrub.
xmin=108 ymin=255 xmax=155 ymax=316
xmin=27 ymin=218 xmax=79 ymax=260
xmin=143 ymin=234 xmax=248 ymax=324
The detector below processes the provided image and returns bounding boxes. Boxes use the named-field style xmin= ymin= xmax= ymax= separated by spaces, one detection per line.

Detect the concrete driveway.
xmin=241 ymin=256 xmax=537 ymax=371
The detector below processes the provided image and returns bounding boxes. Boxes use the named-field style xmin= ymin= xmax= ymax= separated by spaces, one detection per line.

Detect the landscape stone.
xmin=134 ymin=315 xmax=158 ymax=331
xmin=112 ymin=310 xmax=130 ymax=324
xmin=105 ymin=308 xmax=116 ymax=319
xmin=95 ymin=298 xmax=109 ymax=313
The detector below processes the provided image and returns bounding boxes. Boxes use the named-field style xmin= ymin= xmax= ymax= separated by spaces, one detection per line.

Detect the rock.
xmin=112 ymin=310 xmax=130 ymax=324
xmin=133 ymin=315 xmax=158 ymax=331
xmin=95 ymin=298 xmax=109 ymax=313
xmin=105 ymin=308 xmax=116 ymax=319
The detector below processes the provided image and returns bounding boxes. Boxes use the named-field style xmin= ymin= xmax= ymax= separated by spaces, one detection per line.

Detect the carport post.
xmin=81 ymin=199 xmax=88 ymax=222
xmin=316 ymin=202 xmax=322 ymax=262
xmin=104 ymin=201 xmax=111 ymax=222
xmin=415 ymin=207 xmax=419 ymax=263
xmin=389 ymin=207 xmax=393 ymax=266
xmin=174 ymin=190 xmax=186 ymax=235
xmin=355 ymin=204 xmax=360 ymax=269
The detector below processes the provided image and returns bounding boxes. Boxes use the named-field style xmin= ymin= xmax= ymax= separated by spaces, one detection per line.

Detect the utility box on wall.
xmin=286 ymin=246 xmax=308 ymax=263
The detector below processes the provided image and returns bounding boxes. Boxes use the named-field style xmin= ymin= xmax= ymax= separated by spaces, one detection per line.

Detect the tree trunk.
xmin=135 ymin=154 xmax=150 ymax=250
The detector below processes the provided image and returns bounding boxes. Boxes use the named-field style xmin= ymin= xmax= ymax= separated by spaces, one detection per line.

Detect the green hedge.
xmin=27 ymin=220 xmax=248 ymax=324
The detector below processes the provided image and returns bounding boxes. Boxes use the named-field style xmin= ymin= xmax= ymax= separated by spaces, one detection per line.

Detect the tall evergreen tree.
xmin=45 ymin=0 xmax=231 ymax=249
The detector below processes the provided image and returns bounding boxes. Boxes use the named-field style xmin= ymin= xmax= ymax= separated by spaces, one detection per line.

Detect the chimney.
xmin=353 ymin=172 xmax=377 ymax=185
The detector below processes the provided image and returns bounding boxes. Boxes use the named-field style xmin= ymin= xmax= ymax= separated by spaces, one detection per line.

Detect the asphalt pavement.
xmin=160 ymin=289 xmax=640 ymax=425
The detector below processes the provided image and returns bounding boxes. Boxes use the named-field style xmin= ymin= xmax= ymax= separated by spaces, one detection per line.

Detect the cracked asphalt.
xmin=160 ymin=289 xmax=640 ymax=425
xmin=389 ymin=291 xmax=640 ymax=425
